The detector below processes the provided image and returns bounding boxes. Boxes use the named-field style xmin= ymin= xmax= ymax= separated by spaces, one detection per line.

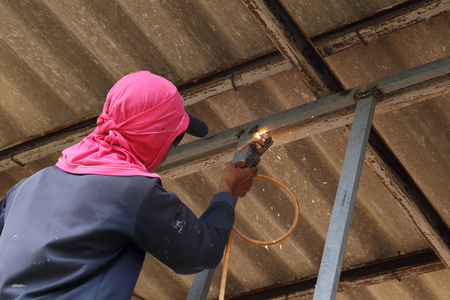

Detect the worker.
xmin=0 ymin=71 xmax=257 ymax=299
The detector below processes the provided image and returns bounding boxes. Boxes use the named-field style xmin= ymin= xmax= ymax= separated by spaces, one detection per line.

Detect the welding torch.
xmin=237 ymin=132 xmax=273 ymax=168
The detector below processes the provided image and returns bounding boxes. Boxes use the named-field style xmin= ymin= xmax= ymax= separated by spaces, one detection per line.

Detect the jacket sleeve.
xmin=132 ymin=182 xmax=236 ymax=275
xmin=0 ymin=195 xmax=5 ymax=236
xmin=0 ymin=185 xmax=15 ymax=237
xmin=0 ymin=181 xmax=25 ymax=237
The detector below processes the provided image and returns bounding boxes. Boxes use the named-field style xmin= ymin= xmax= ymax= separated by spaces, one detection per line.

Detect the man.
xmin=0 ymin=71 xmax=257 ymax=299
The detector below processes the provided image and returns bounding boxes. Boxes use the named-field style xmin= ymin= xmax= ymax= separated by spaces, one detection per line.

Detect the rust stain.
xmin=315 ymin=1 xmax=447 ymax=56
xmin=365 ymin=151 xmax=450 ymax=268
xmin=243 ymin=0 xmax=330 ymax=98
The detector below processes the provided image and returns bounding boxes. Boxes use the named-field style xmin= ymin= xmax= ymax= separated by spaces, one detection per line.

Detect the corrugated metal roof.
xmin=0 ymin=0 xmax=449 ymax=299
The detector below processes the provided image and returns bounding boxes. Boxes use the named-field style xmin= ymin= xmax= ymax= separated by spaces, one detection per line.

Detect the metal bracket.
xmin=354 ymin=85 xmax=382 ymax=101
xmin=10 ymin=156 xmax=25 ymax=167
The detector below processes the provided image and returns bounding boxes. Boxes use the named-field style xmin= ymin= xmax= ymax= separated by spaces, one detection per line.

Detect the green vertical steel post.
xmin=313 ymin=96 xmax=376 ymax=299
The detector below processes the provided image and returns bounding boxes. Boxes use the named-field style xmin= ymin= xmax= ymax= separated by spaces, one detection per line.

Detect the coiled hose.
xmin=219 ymin=174 xmax=300 ymax=300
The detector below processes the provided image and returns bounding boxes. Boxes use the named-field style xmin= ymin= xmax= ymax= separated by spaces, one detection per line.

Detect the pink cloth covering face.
xmin=56 ymin=71 xmax=189 ymax=178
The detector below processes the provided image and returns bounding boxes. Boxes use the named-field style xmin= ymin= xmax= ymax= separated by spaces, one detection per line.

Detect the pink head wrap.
xmin=56 ymin=71 xmax=190 ymax=178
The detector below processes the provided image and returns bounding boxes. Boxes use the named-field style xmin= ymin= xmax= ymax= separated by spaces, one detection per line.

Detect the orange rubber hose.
xmin=233 ymin=174 xmax=300 ymax=246
xmin=219 ymin=174 xmax=300 ymax=299
xmin=218 ymin=233 xmax=233 ymax=300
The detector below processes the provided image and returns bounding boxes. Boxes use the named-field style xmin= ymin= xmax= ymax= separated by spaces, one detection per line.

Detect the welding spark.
xmin=255 ymin=130 xmax=268 ymax=141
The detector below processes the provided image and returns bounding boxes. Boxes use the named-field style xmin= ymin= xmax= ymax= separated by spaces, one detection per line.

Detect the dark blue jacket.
xmin=0 ymin=166 xmax=236 ymax=299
